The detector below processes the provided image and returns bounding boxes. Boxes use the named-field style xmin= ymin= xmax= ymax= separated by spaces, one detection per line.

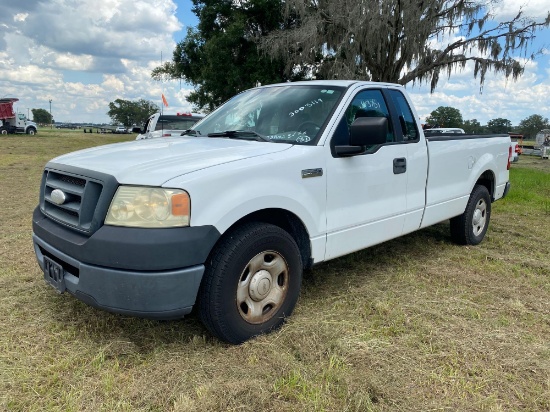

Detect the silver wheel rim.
xmin=472 ymin=198 xmax=487 ymax=236
xmin=236 ymin=250 xmax=289 ymax=324
xmin=1 ymin=130 xmax=7 ymax=135
xmin=29 ymin=130 xmax=35 ymax=135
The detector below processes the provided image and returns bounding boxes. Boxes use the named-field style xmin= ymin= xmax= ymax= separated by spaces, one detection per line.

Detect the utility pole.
xmin=27 ymin=108 xmax=30 ymax=119
xmin=49 ymin=99 xmax=52 ymax=129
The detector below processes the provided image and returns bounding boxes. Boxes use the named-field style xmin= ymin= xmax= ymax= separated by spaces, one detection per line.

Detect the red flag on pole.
xmin=161 ymin=94 xmax=169 ymax=107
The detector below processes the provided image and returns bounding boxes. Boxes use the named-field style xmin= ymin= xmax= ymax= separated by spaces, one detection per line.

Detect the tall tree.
xmin=462 ymin=119 xmax=485 ymax=134
xmin=258 ymin=0 xmax=550 ymax=90
xmin=31 ymin=108 xmax=52 ymax=125
xmin=425 ymin=106 xmax=463 ymax=128
xmin=107 ymin=99 xmax=159 ymax=127
xmin=152 ymin=0 xmax=305 ymax=111
xmin=517 ymin=114 xmax=550 ymax=139
xmin=487 ymin=118 xmax=512 ymax=133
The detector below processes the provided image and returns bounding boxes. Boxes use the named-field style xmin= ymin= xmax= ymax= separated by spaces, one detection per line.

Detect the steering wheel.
xmin=297 ymin=121 xmax=321 ymax=136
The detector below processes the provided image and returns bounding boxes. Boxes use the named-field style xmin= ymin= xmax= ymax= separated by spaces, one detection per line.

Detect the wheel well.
xmin=475 ymin=171 xmax=495 ymax=200
xmin=222 ymin=209 xmax=312 ymax=270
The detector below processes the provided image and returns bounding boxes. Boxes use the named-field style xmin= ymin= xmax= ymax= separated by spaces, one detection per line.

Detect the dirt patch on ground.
xmin=514 ymin=153 xmax=550 ymax=172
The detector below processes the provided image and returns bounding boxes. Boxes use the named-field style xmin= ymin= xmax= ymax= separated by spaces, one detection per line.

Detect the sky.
xmin=0 ymin=0 xmax=549 ymax=126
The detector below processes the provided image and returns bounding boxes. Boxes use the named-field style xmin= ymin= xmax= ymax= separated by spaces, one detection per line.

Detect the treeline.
xmin=425 ymin=106 xmax=550 ymax=139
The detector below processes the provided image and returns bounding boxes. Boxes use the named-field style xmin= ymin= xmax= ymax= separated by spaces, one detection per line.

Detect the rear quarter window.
xmin=387 ymin=90 xmax=419 ymax=142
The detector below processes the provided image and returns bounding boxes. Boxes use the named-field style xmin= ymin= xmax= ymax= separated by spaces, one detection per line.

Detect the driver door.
xmin=325 ymin=88 xmax=408 ymax=260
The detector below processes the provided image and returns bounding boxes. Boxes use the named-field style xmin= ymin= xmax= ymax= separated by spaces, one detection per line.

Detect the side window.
xmin=388 ymin=90 xmax=419 ymax=142
xmin=349 ymin=90 xmax=394 ymax=143
xmin=336 ymin=89 xmax=395 ymax=144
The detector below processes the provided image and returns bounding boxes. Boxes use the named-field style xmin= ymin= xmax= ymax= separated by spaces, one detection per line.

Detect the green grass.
xmin=1 ymin=133 xmax=549 ymax=411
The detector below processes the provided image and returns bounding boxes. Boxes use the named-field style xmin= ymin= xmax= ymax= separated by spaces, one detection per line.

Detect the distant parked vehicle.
xmin=424 ymin=127 xmax=465 ymax=136
xmin=510 ymin=141 xmax=520 ymax=162
xmin=135 ymin=113 xmax=205 ymax=140
xmin=115 ymin=126 xmax=127 ymax=134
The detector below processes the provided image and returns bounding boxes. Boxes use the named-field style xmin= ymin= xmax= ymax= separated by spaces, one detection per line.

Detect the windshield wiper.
xmin=180 ymin=129 xmax=200 ymax=136
xmin=207 ymin=130 xmax=269 ymax=142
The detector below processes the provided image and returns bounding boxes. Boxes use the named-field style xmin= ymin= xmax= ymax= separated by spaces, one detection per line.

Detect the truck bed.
xmin=422 ymin=134 xmax=510 ymax=228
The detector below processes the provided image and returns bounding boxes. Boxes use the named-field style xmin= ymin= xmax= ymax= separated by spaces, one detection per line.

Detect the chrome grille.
xmin=41 ymin=170 xmax=103 ymax=232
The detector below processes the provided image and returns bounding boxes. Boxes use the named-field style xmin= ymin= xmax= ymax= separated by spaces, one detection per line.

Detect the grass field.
xmin=1 ymin=130 xmax=549 ymax=411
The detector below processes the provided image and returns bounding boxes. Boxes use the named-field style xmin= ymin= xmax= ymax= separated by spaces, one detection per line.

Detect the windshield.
xmin=192 ymin=85 xmax=345 ymax=145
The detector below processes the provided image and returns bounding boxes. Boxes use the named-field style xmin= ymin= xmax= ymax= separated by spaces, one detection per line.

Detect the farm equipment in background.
xmin=535 ymin=129 xmax=550 ymax=159
xmin=0 ymin=98 xmax=38 ymax=135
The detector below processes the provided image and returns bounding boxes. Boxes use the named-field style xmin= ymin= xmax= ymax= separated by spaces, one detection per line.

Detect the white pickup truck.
xmin=33 ymin=81 xmax=511 ymax=343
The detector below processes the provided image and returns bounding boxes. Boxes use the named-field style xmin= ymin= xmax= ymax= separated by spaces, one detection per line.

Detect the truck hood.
xmin=49 ymin=136 xmax=292 ymax=186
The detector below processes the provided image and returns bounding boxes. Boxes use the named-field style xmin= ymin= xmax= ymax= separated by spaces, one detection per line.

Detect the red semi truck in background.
xmin=0 ymin=98 xmax=38 ymax=135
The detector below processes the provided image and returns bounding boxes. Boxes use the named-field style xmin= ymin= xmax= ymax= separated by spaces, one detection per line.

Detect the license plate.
xmin=43 ymin=256 xmax=66 ymax=293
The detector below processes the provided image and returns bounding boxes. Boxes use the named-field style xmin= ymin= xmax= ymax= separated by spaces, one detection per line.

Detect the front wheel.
xmin=198 ymin=222 xmax=303 ymax=344
xmin=27 ymin=128 xmax=36 ymax=136
xmin=450 ymin=185 xmax=491 ymax=245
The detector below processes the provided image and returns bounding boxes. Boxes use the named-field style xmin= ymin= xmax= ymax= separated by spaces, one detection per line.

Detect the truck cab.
xmin=0 ymin=98 xmax=38 ymax=135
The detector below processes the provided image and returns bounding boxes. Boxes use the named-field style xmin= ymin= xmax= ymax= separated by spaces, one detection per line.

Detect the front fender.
xmin=163 ymin=145 xmax=327 ymax=238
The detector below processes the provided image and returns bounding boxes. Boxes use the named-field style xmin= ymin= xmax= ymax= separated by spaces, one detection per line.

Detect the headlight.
xmin=105 ymin=186 xmax=190 ymax=228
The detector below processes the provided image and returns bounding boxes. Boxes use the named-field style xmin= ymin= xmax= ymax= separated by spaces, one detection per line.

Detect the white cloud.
xmin=54 ymin=54 xmax=95 ymax=71
xmin=14 ymin=13 xmax=28 ymax=22
xmin=102 ymin=75 xmax=126 ymax=93
xmin=0 ymin=0 xmax=188 ymax=123
xmin=408 ymin=56 xmax=550 ymax=125
xmin=19 ymin=0 xmax=181 ymax=61
xmin=492 ymin=0 xmax=550 ymax=20
xmin=0 ymin=65 xmax=61 ymax=86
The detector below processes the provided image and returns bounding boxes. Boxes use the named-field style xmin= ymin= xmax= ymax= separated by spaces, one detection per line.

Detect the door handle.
xmin=393 ymin=157 xmax=406 ymax=174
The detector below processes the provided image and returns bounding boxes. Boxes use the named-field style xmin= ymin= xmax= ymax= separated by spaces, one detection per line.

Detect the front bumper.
xmin=33 ymin=207 xmax=221 ymax=319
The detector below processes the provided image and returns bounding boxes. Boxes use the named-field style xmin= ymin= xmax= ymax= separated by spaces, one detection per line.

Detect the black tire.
xmin=27 ymin=127 xmax=36 ymax=136
xmin=198 ymin=222 xmax=303 ymax=344
xmin=450 ymin=185 xmax=491 ymax=245
xmin=0 ymin=128 xmax=7 ymax=135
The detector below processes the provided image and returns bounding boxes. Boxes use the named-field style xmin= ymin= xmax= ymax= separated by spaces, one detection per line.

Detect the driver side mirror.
xmin=350 ymin=116 xmax=388 ymax=146
xmin=335 ymin=117 xmax=389 ymax=157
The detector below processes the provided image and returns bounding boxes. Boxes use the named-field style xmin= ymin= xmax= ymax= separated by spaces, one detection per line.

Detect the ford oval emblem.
xmin=51 ymin=189 xmax=67 ymax=205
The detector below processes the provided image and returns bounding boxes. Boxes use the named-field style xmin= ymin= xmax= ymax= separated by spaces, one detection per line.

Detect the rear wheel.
xmin=198 ymin=222 xmax=303 ymax=344
xmin=450 ymin=185 xmax=491 ymax=245
xmin=0 ymin=128 xmax=7 ymax=135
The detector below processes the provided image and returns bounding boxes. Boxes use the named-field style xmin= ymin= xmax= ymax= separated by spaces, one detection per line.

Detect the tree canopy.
xmin=152 ymin=0 xmax=305 ymax=111
xmin=517 ymin=114 xmax=550 ymax=139
xmin=258 ymin=0 xmax=549 ymax=91
xmin=31 ymin=108 xmax=52 ymax=125
xmin=462 ymin=119 xmax=484 ymax=134
xmin=155 ymin=0 xmax=549 ymax=113
xmin=486 ymin=118 xmax=512 ymax=133
xmin=107 ymin=99 xmax=159 ymax=127
xmin=425 ymin=106 xmax=463 ymax=128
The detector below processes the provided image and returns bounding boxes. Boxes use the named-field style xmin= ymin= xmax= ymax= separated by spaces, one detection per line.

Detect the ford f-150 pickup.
xmin=33 ymin=81 xmax=512 ymax=343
